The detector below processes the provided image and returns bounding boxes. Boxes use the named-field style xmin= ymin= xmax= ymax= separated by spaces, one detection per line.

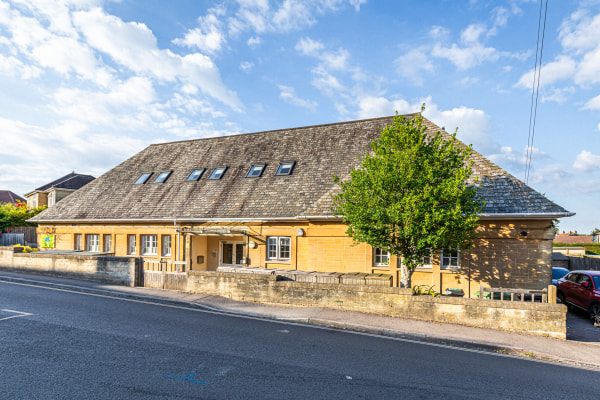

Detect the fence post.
xmin=479 ymin=285 xmax=484 ymax=299
xmin=547 ymin=285 xmax=556 ymax=304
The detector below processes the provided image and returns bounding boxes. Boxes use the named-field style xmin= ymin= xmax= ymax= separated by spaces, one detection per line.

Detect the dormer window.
xmin=134 ymin=172 xmax=152 ymax=184
xmin=246 ymin=164 xmax=266 ymax=178
xmin=153 ymin=171 xmax=172 ymax=183
xmin=275 ymin=161 xmax=295 ymax=176
xmin=186 ymin=168 xmax=205 ymax=181
xmin=208 ymin=166 xmax=227 ymax=180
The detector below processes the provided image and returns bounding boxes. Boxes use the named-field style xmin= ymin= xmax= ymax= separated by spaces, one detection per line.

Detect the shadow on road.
xmin=566 ymin=308 xmax=600 ymax=343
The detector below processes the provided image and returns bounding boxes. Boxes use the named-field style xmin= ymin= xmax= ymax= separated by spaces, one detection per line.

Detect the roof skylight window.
xmin=208 ymin=167 xmax=227 ymax=180
xmin=275 ymin=161 xmax=295 ymax=176
xmin=246 ymin=164 xmax=266 ymax=178
xmin=186 ymin=168 xmax=205 ymax=181
xmin=134 ymin=172 xmax=152 ymax=184
xmin=153 ymin=171 xmax=172 ymax=183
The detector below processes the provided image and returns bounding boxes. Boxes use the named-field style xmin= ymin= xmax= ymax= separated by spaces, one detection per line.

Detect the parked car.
xmin=556 ymin=270 xmax=600 ymax=319
xmin=552 ymin=267 xmax=570 ymax=286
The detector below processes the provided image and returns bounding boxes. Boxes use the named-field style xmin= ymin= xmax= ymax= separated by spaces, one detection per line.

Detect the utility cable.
xmin=525 ymin=0 xmax=548 ymax=184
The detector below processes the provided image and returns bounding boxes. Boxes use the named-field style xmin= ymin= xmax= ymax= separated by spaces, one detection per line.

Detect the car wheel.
xmin=590 ymin=303 xmax=600 ymax=321
xmin=557 ymin=292 xmax=566 ymax=304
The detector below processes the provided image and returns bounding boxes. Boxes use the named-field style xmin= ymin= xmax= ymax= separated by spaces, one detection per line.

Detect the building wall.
xmin=36 ymin=218 xmax=555 ymax=296
xmin=27 ymin=192 xmax=48 ymax=209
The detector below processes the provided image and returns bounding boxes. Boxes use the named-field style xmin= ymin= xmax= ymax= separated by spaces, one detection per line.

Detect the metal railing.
xmin=479 ymin=285 xmax=548 ymax=303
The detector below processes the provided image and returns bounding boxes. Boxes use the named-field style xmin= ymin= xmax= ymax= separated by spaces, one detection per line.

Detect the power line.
xmin=525 ymin=0 xmax=548 ymax=185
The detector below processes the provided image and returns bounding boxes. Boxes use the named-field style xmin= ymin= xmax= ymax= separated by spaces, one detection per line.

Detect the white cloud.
xmin=432 ymin=42 xmax=498 ymax=70
xmin=541 ymin=86 xmax=575 ymax=104
xmin=247 ymin=36 xmax=261 ymax=47
xmin=395 ymin=49 xmax=434 ymax=86
xmin=573 ymin=150 xmax=600 ymax=172
xmin=516 ymin=55 xmax=577 ymax=88
xmin=295 ymin=37 xmax=324 ymax=56
xmin=583 ymin=92 xmax=600 ymax=110
xmin=172 ymin=5 xmax=227 ymax=55
xmin=461 ymin=24 xmax=486 ymax=44
xmin=278 ymin=84 xmax=317 ymax=110
xmin=240 ymin=61 xmax=254 ymax=71
xmin=72 ymin=8 xmax=242 ymax=110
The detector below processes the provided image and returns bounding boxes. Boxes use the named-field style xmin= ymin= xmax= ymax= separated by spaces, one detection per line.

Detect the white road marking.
xmin=0 ymin=309 xmax=33 ymax=321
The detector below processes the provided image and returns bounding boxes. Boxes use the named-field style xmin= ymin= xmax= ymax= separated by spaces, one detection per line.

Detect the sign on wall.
xmin=41 ymin=234 xmax=55 ymax=248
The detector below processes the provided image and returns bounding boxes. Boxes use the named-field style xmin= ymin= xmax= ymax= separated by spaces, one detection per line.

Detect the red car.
xmin=557 ymin=270 xmax=600 ymax=320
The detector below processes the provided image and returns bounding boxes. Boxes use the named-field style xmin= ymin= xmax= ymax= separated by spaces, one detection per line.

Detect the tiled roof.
xmin=554 ymin=234 xmax=593 ymax=244
xmin=31 ymin=172 xmax=95 ymax=193
xmin=31 ymin=116 xmax=571 ymax=223
xmin=0 ymin=190 xmax=25 ymax=204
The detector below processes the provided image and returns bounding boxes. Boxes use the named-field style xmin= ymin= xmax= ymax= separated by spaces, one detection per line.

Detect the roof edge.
xmin=30 ymin=216 xmax=344 ymax=224
xmin=478 ymin=212 xmax=575 ymax=220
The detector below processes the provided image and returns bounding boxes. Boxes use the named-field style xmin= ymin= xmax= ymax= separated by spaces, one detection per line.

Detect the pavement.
xmin=1 ymin=269 xmax=599 ymax=370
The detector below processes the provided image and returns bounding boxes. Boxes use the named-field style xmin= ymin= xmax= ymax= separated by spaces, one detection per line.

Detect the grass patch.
xmin=553 ymin=242 xmax=600 ymax=255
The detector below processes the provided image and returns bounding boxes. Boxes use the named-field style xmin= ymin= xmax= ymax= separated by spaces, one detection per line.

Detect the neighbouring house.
xmin=0 ymin=190 xmax=25 ymax=204
xmin=25 ymin=172 xmax=95 ymax=209
xmin=29 ymin=115 xmax=573 ymax=296
xmin=554 ymin=232 xmax=594 ymax=244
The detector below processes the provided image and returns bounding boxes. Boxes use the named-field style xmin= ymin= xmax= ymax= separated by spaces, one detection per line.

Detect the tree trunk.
xmin=398 ymin=258 xmax=414 ymax=288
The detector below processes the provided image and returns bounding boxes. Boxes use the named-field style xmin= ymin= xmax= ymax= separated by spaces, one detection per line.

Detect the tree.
xmin=0 ymin=202 xmax=47 ymax=232
xmin=332 ymin=111 xmax=483 ymax=288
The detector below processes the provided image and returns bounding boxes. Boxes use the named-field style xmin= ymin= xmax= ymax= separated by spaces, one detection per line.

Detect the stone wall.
xmin=0 ymin=246 xmax=139 ymax=286
xmin=187 ymin=271 xmax=567 ymax=339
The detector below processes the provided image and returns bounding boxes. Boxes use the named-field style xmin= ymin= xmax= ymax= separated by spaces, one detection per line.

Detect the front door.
xmin=220 ymin=241 xmax=244 ymax=267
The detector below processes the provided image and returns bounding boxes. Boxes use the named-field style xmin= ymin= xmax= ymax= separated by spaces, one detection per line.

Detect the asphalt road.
xmin=1 ymin=280 xmax=599 ymax=399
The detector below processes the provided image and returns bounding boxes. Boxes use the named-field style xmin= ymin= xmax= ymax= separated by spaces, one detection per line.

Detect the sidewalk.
xmin=1 ymin=270 xmax=599 ymax=370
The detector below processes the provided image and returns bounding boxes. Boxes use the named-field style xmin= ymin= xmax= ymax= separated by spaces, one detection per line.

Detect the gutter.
xmin=478 ymin=212 xmax=575 ymax=220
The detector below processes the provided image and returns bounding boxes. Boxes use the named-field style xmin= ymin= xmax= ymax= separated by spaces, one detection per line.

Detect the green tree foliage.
xmin=332 ymin=111 xmax=484 ymax=287
xmin=0 ymin=202 xmax=47 ymax=231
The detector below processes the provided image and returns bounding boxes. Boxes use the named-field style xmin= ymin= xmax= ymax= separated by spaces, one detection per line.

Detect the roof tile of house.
xmin=0 ymin=190 xmax=26 ymax=204
xmin=32 ymin=172 xmax=95 ymax=193
xmin=31 ymin=116 xmax=571 ymax=222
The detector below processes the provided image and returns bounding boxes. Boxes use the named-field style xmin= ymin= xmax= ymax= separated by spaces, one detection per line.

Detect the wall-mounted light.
xmin=248 ymin=240 xmax=256 ymax=249
xmin=297 ymin=228 xmax=305 ymax=237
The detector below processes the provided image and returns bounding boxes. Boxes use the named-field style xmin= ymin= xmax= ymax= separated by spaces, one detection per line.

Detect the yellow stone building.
xmin=30 ymin=116 xmax=573 ymax=296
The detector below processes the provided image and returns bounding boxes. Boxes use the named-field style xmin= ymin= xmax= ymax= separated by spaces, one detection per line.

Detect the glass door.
xmin=220 ymin=241 xmax=245 ymax=266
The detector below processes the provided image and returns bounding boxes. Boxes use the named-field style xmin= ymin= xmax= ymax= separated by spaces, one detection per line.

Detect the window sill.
xmin=440 ymin=268 xmax=461 ymax=273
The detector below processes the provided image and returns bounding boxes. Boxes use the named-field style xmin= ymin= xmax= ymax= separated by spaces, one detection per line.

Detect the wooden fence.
xmin=0 ymin=233 xmax=25 ymax=246
xmin=6 ymin=226 xmax=37 ymax=245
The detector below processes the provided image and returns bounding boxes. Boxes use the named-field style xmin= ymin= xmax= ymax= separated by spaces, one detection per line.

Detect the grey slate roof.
xmin=31 ymin=116 xmax=571 ymax=223
xmin=28 ymin=172 xmax=95 ymax=194
xmin=0 ymin=190 xmax=25 ymax=204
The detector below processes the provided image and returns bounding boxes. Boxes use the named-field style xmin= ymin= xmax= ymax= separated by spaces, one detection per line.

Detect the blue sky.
xmin=0 ymin=0 xmax=598 ymax=233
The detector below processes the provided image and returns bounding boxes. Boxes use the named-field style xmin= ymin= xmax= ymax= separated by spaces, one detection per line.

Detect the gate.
xmin=142 ymin=259 xmax=188 ymax=291
xmin=0 ymin=233 xmax=25 ymax=246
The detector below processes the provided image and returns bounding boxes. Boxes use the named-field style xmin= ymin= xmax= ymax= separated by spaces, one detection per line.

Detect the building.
xmin=30 ymin=115 xmax=573 ymax=296
xmin=26 ymin=172 xmax=95 ymax=209
xmin=554 ymin=232 xmax=594 ymax=244
xmin=0 ymin=190 xmax=26 ymax=204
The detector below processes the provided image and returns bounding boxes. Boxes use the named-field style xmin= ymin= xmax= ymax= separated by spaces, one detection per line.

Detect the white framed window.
xmin=141 ymin=235 xmax=158 ymax=255
xmin=441 ymin=247 xmax=460 ymax=269
xmin=208 ymin=167 xmax=227 ymax=180
xmin=246 ymin=164 xmax=266 ymax=178
xmin=74 ymin=234 xmax=82 ymax=251
xmin=128 ymin=235 xmax=137 ymax=255
xmin=418 ymin=251 xmax=433 ymax=268
xmin=134 ymin=172 xmax=152 ymax=184
xmin=275 ymin=161 xmax=295 ymax=176
xmin=153 ymin=171 xmax=172 ymax=183
xmin=162 ymin=235 xmax=172 ymax=257
xmin=373 ymin=247 xmax=390 ymax=267
xmin=104 ymin=234 xmax=112 ymax=252
xmin=86 ymin=234 xmax=100 ymax=252
xmin=186 ymin=168 xmax=205 ymax=181
xmin=267 ymin=237 xmax=291 ymax=260
xmin=48 ymin=192 xmax=55 ymax=207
